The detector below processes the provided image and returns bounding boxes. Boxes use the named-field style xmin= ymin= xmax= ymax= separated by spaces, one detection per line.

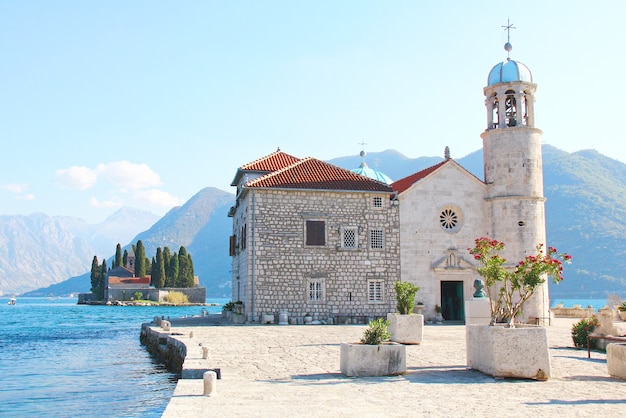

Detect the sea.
xmin=0 ymin=297 xmax=227 ymax=417
xmin=0 ymin=296 xmax=611 ymax=417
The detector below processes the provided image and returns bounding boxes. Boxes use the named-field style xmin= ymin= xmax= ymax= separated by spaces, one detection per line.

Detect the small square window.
xmin=370 ymin=229 xmax=384 ymax=249
xmin=306 ymin=220 xmax=326 ymax=246
xmin=309 ymin=280 xmax=323 ymax=301
xmin=368 ymin=280 xmax=384 ymax=302
xmin=373 ymin=196 xmax=383 ymax=208
xmin=342 ymin=227 xmax=357 ymax=248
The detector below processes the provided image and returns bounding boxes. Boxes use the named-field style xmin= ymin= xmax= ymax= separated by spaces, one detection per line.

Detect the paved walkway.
xmin=160 ymin=318 xmax=625 ymax=417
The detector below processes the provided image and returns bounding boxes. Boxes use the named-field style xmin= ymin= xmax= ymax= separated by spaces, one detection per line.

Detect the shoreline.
xmin=141 ymin=317 xmax=626 ymax=416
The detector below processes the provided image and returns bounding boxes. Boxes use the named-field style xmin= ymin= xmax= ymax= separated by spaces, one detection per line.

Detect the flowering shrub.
xmin=469 ymin=237 xmax=572 ymax=327
xmin=571 ymin=316 xmax=600 ymax=348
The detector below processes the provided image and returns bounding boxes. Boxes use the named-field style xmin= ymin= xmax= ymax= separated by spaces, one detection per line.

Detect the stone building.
xmin=229 ymin=154 xmax=400 ymax=323
xmin=229 ymin=41 xmax=550 ymax=324
xmin=393 ymin=42 xmax=548 ymax=323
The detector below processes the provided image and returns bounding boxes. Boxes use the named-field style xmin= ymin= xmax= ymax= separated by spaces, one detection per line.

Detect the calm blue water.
xmin=0 ymin=297 xmax=226 ymax=417
xmin=551 ymin=298 xmax=609 ymax=311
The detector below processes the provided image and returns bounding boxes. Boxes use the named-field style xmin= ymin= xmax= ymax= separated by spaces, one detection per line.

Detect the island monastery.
xmin=228 ymin=41 xmax=549 ymax=325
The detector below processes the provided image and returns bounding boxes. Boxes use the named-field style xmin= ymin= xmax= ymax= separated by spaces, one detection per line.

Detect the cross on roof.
xmin=502 ymin=18 xmax=515 ymax=43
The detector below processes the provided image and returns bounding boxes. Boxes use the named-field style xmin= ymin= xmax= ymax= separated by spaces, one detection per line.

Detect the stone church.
xmin=229 ymin=42 xmax=549 ymax=324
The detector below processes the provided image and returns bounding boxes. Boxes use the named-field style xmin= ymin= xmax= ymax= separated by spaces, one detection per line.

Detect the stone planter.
xmin=261 ymin=313 xmax=274 ymax=324
xmin=340 ymin=342 xmax=406 ymax=377
xmin=231 ymin=312 xmax=245 ymax=324
xmin=607 ymin=343 xmax=626 ymax=380
xmin=415 ymin=305 xmax=424 ymax=315
xmin=466 ymin=325 xmax=551 ymax=380
xmin=387 ymin=313 xmax=424 ymax=344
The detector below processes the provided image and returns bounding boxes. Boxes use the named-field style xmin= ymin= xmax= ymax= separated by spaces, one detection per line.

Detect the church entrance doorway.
xmin=441 ymin=281 xmax=465 ymax=323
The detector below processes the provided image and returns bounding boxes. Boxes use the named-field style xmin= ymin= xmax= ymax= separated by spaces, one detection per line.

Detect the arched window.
xmin=491 ymin=95 xmax=499 ymax=129
xmin=505 ymin=90 xmax=517 ymax=127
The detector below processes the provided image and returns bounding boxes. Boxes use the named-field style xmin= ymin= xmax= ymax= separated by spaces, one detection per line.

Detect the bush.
xmin=133 ymin=291 xmax=143 ymax=301
xmin=571 ymin=316 xmax=600 ymax=348
xmin=360 ymin=318 xmax=391 ymax=345
xmin=164 ymin=291 xmax=189 ymax=304
xmin=394 ymin=281 xmax=420 ymax=314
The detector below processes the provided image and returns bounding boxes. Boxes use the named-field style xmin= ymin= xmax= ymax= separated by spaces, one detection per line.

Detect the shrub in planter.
xmin=571 ymin=315 xmax=600 ymax=349
xmin=340 ymin=318 xmax=406 ymax=377
xmin=360 ymin=318 xmax=391 ymax=345
xmin=468 ymin=237 xmax=572 ymax=327
xmin=394 ymin=281 xmax=420 ymax=314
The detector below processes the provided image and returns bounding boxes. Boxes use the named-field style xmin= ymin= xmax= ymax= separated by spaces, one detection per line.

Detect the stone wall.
xmin=231 ymin=189 xmax=400 ymax=322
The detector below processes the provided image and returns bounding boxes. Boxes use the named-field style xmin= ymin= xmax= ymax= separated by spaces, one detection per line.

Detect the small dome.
xmin=351 ymin=165 xmax=393 ymax=184
xmin=487 ymin=58 xmax=532 ymax=86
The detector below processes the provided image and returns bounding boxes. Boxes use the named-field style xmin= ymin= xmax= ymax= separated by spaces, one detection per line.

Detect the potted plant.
xmin=340 ymin=318 xmax=406 ymax=377
xmin=619 ymin=302 xmax=626 ymax=321
xmin=387 ymin=281 xmax=423 ymax=344
xmin=434 ymin=304 xmax=443 ymax=323
xmin=304 ymin=313 xmax=313 ymax=325
xmin=466 ymin=237 xmax=571 ymax=380
xmin=415 ymin=302 xmax=424 ymax=315
xmin=222 ymin=301 xmax=235 ymax=320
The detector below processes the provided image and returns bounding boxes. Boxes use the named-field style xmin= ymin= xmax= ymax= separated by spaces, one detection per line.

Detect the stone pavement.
xmin=160 ymin=318 xmax=625 ymax=417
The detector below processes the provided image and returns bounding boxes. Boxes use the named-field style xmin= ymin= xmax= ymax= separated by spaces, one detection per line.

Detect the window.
xmin=373 ymin=196 xmax=383 ymax=208
xmin=308 ymin=280 xmax=323 ymax=301
xmin=368 ymin=280 xmax=384 ymax=302
xmin=341 ymin=227 xmax=357 ymax=248
xmin=439 ymin=205 xmax=463 ymax=233
xmin=241 ymin=224 xmax=247 ymax=250
xmin=370 ymin=229 xmax=384 ymax=249
xmin=306 ymin=220 xmax=326 ymax=246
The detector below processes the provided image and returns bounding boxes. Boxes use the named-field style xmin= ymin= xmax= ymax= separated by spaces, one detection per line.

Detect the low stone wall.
xmin=140 ymin=322 xmax=187 ymax=373
xmin=551 ymin=305 xmax=595 ymax=318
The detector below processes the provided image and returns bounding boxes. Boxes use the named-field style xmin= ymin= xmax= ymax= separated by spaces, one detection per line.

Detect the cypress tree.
xmin=135 ymin=240 xmax=146 ymax=277
xmin=115 ymin=244 xmax=123 ymax=268
xmin=90 ymin=256 xmax=101 ymax=298
xmin=168 ymin=252 xmax=179 ymax=287
xmin=154 ymin=247 xmax=166 ymax=288
xmin=123 ymin=249 xmax=128 ymax=268
xmin=98 ymin=259 xmax=107 ymax=300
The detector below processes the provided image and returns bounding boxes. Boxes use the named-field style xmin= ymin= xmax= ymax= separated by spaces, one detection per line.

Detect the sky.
xmin=2 ymin=1 xmax=625 ymax=223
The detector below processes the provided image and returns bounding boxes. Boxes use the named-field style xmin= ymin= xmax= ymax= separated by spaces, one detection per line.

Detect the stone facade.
xmin=231 ymin=188 xmax=399 ymax=323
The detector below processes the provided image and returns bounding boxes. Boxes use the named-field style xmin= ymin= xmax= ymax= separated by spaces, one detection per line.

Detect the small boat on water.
xmin=8 ymin=298 xmax=16 ymax=305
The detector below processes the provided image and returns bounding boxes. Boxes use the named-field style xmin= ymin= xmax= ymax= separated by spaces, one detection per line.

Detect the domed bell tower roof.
xmin=487 ymin=20 xmax=533 ymax=86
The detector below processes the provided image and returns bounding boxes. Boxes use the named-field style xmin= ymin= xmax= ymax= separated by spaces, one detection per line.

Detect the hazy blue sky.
xmin=2 ymin=1 xmax=624 ymax=222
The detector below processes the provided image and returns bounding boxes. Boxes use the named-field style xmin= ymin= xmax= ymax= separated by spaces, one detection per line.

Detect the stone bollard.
xmin=203 ymin=371 xmax=217 ymax=396
xmin=161 ymin=320 xmax=171 ymax=331
xmin=202 ymin=346 xmax=210 ymax=359
xmin=189 ymin=331 xmax=195 ymax=338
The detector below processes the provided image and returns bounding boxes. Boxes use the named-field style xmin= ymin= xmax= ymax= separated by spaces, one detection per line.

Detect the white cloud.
xmin=16 ymin=193 xmax=35 ymax=201
xmin=137 ymin=189 xmax=182 ymax=208
xmin=95 ymin=161 xmax=162 ymax=190
xmin=89 ymin=197 xmax=122 ymax=209
xmin=1 ymin=183 xmax=35 ymax=201
xmin=1 ymin=183 xmax=27 ymax=193
xmin=55 ymin=166 xmax=98 ymax=190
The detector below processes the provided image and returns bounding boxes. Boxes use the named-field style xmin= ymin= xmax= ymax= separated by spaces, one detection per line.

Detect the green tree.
xmin=177 ymin=246 xmax=193 ymax=287
xmin=154 ymin=247 xmax=166 ymax=288
xmin=123 ymin=249 xmax=128 ymax=268
xmin=98 ymin=258 xmax=107 ymax=300
xmin=90 ymin=256 xmax=102 ymax=299
xmin=166 ymin=251 xmax=179 ymax=288
xmin=114 ymin=243 xmax=123 ymax=268
xmin=135 ymin=240 xmax=146 ymax=277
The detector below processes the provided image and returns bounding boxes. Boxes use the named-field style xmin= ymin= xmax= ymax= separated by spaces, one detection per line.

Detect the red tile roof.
xmin=108 ymin=276 xmax=151 ymax=285
xmin=247 ymin=157 xmax=393 ymax=192
xmin=391 ymin=160 xmax=450 ymax=194
xmin=241 ymin=149 xmax=301 ymax=172
xmin=391 ymin=159 xmax=484 ymax=194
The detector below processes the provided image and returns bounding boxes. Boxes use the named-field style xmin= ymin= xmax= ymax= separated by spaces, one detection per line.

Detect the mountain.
xmin=17 ymin=146 xmax=626 ymax=300
xmin=0 ymin=208 xmax=160 ymax=295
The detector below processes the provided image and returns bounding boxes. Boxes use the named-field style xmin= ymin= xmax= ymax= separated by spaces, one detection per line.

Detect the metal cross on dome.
xmin=502 ymin=18 xmax=516 ymax=58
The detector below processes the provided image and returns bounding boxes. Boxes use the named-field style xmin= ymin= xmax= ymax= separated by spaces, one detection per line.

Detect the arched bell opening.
xmin=505 ymin=89 xmax=517 ymax=127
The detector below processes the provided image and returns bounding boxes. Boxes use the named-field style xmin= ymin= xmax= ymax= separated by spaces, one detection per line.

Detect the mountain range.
xmin=9 ymin=145 xmax=626 ymax=299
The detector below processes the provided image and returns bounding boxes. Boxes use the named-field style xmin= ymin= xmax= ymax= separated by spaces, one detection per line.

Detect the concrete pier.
xmin=141 ymin=317 xmax=625 ymax=417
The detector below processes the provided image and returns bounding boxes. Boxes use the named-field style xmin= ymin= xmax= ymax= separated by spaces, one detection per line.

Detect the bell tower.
xmin=480 ymin=24 xmax=549 ymax=323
